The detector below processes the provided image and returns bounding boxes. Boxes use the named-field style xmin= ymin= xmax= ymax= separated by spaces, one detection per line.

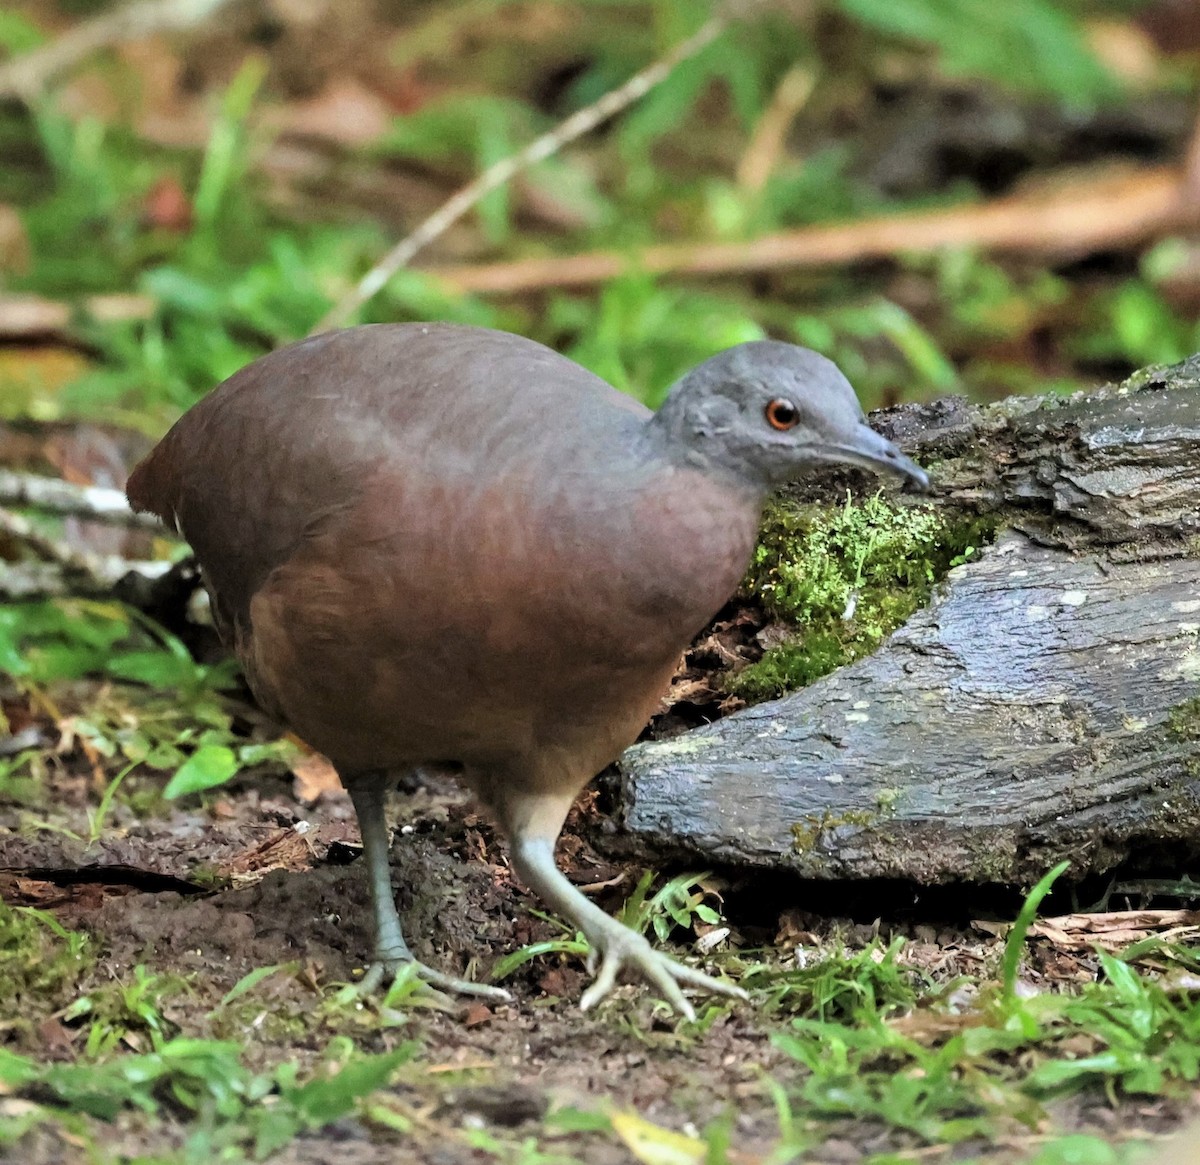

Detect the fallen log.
xmin=616 ymin=356 xmax=1200 ymax=884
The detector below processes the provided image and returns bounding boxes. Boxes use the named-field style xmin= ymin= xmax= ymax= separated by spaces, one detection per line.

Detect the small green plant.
xmin=0 ymin=750 xmax=39 ymax=806
xmin=834 ymin=0 xmax=1114 ymax=104
xmin=762 ymin=865 xmax=1200 ymax=1152
xmin=0 ymin=1035 xmax=418 ymax=1158
xmin=999 ymin=860 xmax=1069 ymax=1005
xmin=618 ymin=870 xmax=723 ymax=943
xmin=0 ymin=599 xmax=234 ymax=694
xmin=0 ymin=598 xmax=301 ymax=804
xmin=490 ymin=910 xmax=590 ymax=983
xmin=492 ymin=872 xmax=724 ymax=985
xmin=62 ymin=964 xmax=186 ymax=1056
xmin=745 ymin=937 xmax=926 ymax=1020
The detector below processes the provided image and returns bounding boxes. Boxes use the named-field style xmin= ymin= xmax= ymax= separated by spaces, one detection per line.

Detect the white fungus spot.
xmin=1060 ymin=591 xmax=1088 ymax=606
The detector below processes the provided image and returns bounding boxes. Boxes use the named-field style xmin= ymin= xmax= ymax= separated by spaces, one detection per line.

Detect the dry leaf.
xmin=220 ymin=825 xmax=316 ymax=883
xmin=291 ymin=750 xmax=345 ymax=803
xmin=0 ymin=206 xmax=29 ymax=274
xmin=463 ymin=1003 xmax=492 ymax=1027
xmin=980 ymin=909 xmax=1200 ymax=952
xmin=611 ymin=1111 xmax=708 ymax=1165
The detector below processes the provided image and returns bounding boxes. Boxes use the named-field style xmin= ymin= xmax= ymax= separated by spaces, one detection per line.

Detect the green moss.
xmin=791 ymin=810 xmax=878 ymax=854
xmin=0 ymin=902 xmax=93 ymax=1039
xmin=729 ymin=493 xmax=995 ymax=701
xmin=1167 ymin=697 xmax=1200 ymax=742
xmin=1117 ymin=364 xmax=1170 ymax=392
xmin=732 ymin=630 xmax=852 ymax=695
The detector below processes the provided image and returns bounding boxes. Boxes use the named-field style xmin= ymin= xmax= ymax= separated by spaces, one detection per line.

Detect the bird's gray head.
xmin=647 ymin=341 xmax=929 ymax=493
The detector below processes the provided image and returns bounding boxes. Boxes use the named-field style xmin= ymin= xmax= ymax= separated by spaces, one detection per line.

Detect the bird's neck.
xmin=643 ymin=389 xmax=768 ymax=497
xmin=604 ymin=458 xmax=765 ymax=645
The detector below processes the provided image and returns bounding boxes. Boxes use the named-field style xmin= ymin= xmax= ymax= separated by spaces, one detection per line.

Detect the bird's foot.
xmin=358 ymin=956 xmax=513 ymax=1003
xmin=580 ymin=920 xmax=746 ymax=1022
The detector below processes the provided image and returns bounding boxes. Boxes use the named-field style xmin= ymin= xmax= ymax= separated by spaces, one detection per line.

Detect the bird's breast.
xmin=559 ymin=464 xmax=762 ymax=650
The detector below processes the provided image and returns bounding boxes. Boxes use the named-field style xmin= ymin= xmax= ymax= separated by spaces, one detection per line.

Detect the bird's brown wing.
xmin=126 ymin=323 xmax=648 ymax=643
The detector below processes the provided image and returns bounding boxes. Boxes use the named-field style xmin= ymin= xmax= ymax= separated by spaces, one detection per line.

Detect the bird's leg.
xmin=509 ymin=826 xmax=747 ymax=1022
xmin=348 ymin=777 xmax=511 ymax=1001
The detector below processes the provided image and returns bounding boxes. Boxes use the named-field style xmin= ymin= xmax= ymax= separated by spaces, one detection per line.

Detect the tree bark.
xmin=615 ymin=357 xmax=1200 ymax=884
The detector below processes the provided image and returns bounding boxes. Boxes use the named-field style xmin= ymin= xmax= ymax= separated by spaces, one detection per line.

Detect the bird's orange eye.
xmin=765 ymin=398 xmax=800 ymax=431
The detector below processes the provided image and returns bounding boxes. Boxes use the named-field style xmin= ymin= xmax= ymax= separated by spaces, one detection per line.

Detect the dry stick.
xmin=424 ymin=165 xmax=1200 ymax=295
xmin=313 ymin=16 xmax=728 ymax=333
xmin=735 ymin=63 xmax=816 ymax=193
xmin=0 ymin=469 xmax=159 ymax=528
xmin=0 ymin=507 xmax=169 ymax=599
xmin=0 ymin=0 xmax=234 ymax=101
xmin=0 ymin=292 xmax=157 ymax=340
xmin=1183 ymin=95 xmax=1200 ymax=203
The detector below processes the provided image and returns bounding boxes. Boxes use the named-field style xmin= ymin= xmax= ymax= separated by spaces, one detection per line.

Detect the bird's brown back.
xmin=127 ymin=324 xmax=760 ymax=779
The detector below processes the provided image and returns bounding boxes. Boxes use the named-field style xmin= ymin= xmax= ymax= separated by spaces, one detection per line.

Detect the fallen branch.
xmin=0 ymin=469 xmax=158 ymax=528
xmin=426 ymin=165 xmax=1199 ymax=295
xmin=314 ymin=16 xmax=728 ymax=332
xmin=0 ymin=0 xmax=234 ymax=101
xmin=0 ymin=293 xmax=157 ymax=340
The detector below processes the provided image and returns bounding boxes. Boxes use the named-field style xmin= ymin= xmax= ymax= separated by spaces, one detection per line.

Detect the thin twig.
xmin=314 ymin=16 xmax=728 ymax=333
xmin=735 ymin=63 xmax=816 ymax=192
xmin=423 ymin=164 xmax=1198 ymax=295
xmin=0 ymin=0 xmax=234 ymax=101
xmin=0 ymin=469 xmax=159 ymax=529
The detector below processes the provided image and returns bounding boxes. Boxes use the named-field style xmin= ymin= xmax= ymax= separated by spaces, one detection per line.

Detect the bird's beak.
xmin=817 ymin=423 xmax=930 ymax=491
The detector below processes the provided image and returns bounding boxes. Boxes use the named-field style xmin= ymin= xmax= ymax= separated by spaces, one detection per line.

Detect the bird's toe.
xmin=360 ymin=958 xmax=513 ymax=1004
xmin=578 ymin=927 xmax=744 ymax=1021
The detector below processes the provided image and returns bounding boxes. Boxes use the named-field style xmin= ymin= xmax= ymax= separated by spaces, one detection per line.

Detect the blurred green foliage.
xmin=4 ymin=0 xmax=1190 ymax=431
xmin=835 ymin=0 xmax=1115 ymax=103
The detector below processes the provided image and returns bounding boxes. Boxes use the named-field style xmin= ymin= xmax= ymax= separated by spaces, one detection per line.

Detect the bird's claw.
xmin=579 ymin=929 xmax=746 ymax=1022
xmin=358 ymin=957 xmax=512 ymax=1004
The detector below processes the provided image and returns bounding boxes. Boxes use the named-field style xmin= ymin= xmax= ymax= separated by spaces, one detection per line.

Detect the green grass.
xmin=0 ymin=599 xmax=300 ymax=813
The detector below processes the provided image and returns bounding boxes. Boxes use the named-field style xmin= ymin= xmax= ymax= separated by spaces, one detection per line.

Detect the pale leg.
xmin=348 ymin=778 xmax=511 ymax=1001
xmin=508 ymin=825 xmax=747 ymax=1022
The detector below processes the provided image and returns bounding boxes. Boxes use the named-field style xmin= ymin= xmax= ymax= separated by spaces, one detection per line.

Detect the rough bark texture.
xmin=616 ymin=357 xmax=1200 ymax=884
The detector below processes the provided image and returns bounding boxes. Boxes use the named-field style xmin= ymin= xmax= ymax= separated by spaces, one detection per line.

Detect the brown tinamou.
xmin=127 ymin=323 xmax=928 ymax=1018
